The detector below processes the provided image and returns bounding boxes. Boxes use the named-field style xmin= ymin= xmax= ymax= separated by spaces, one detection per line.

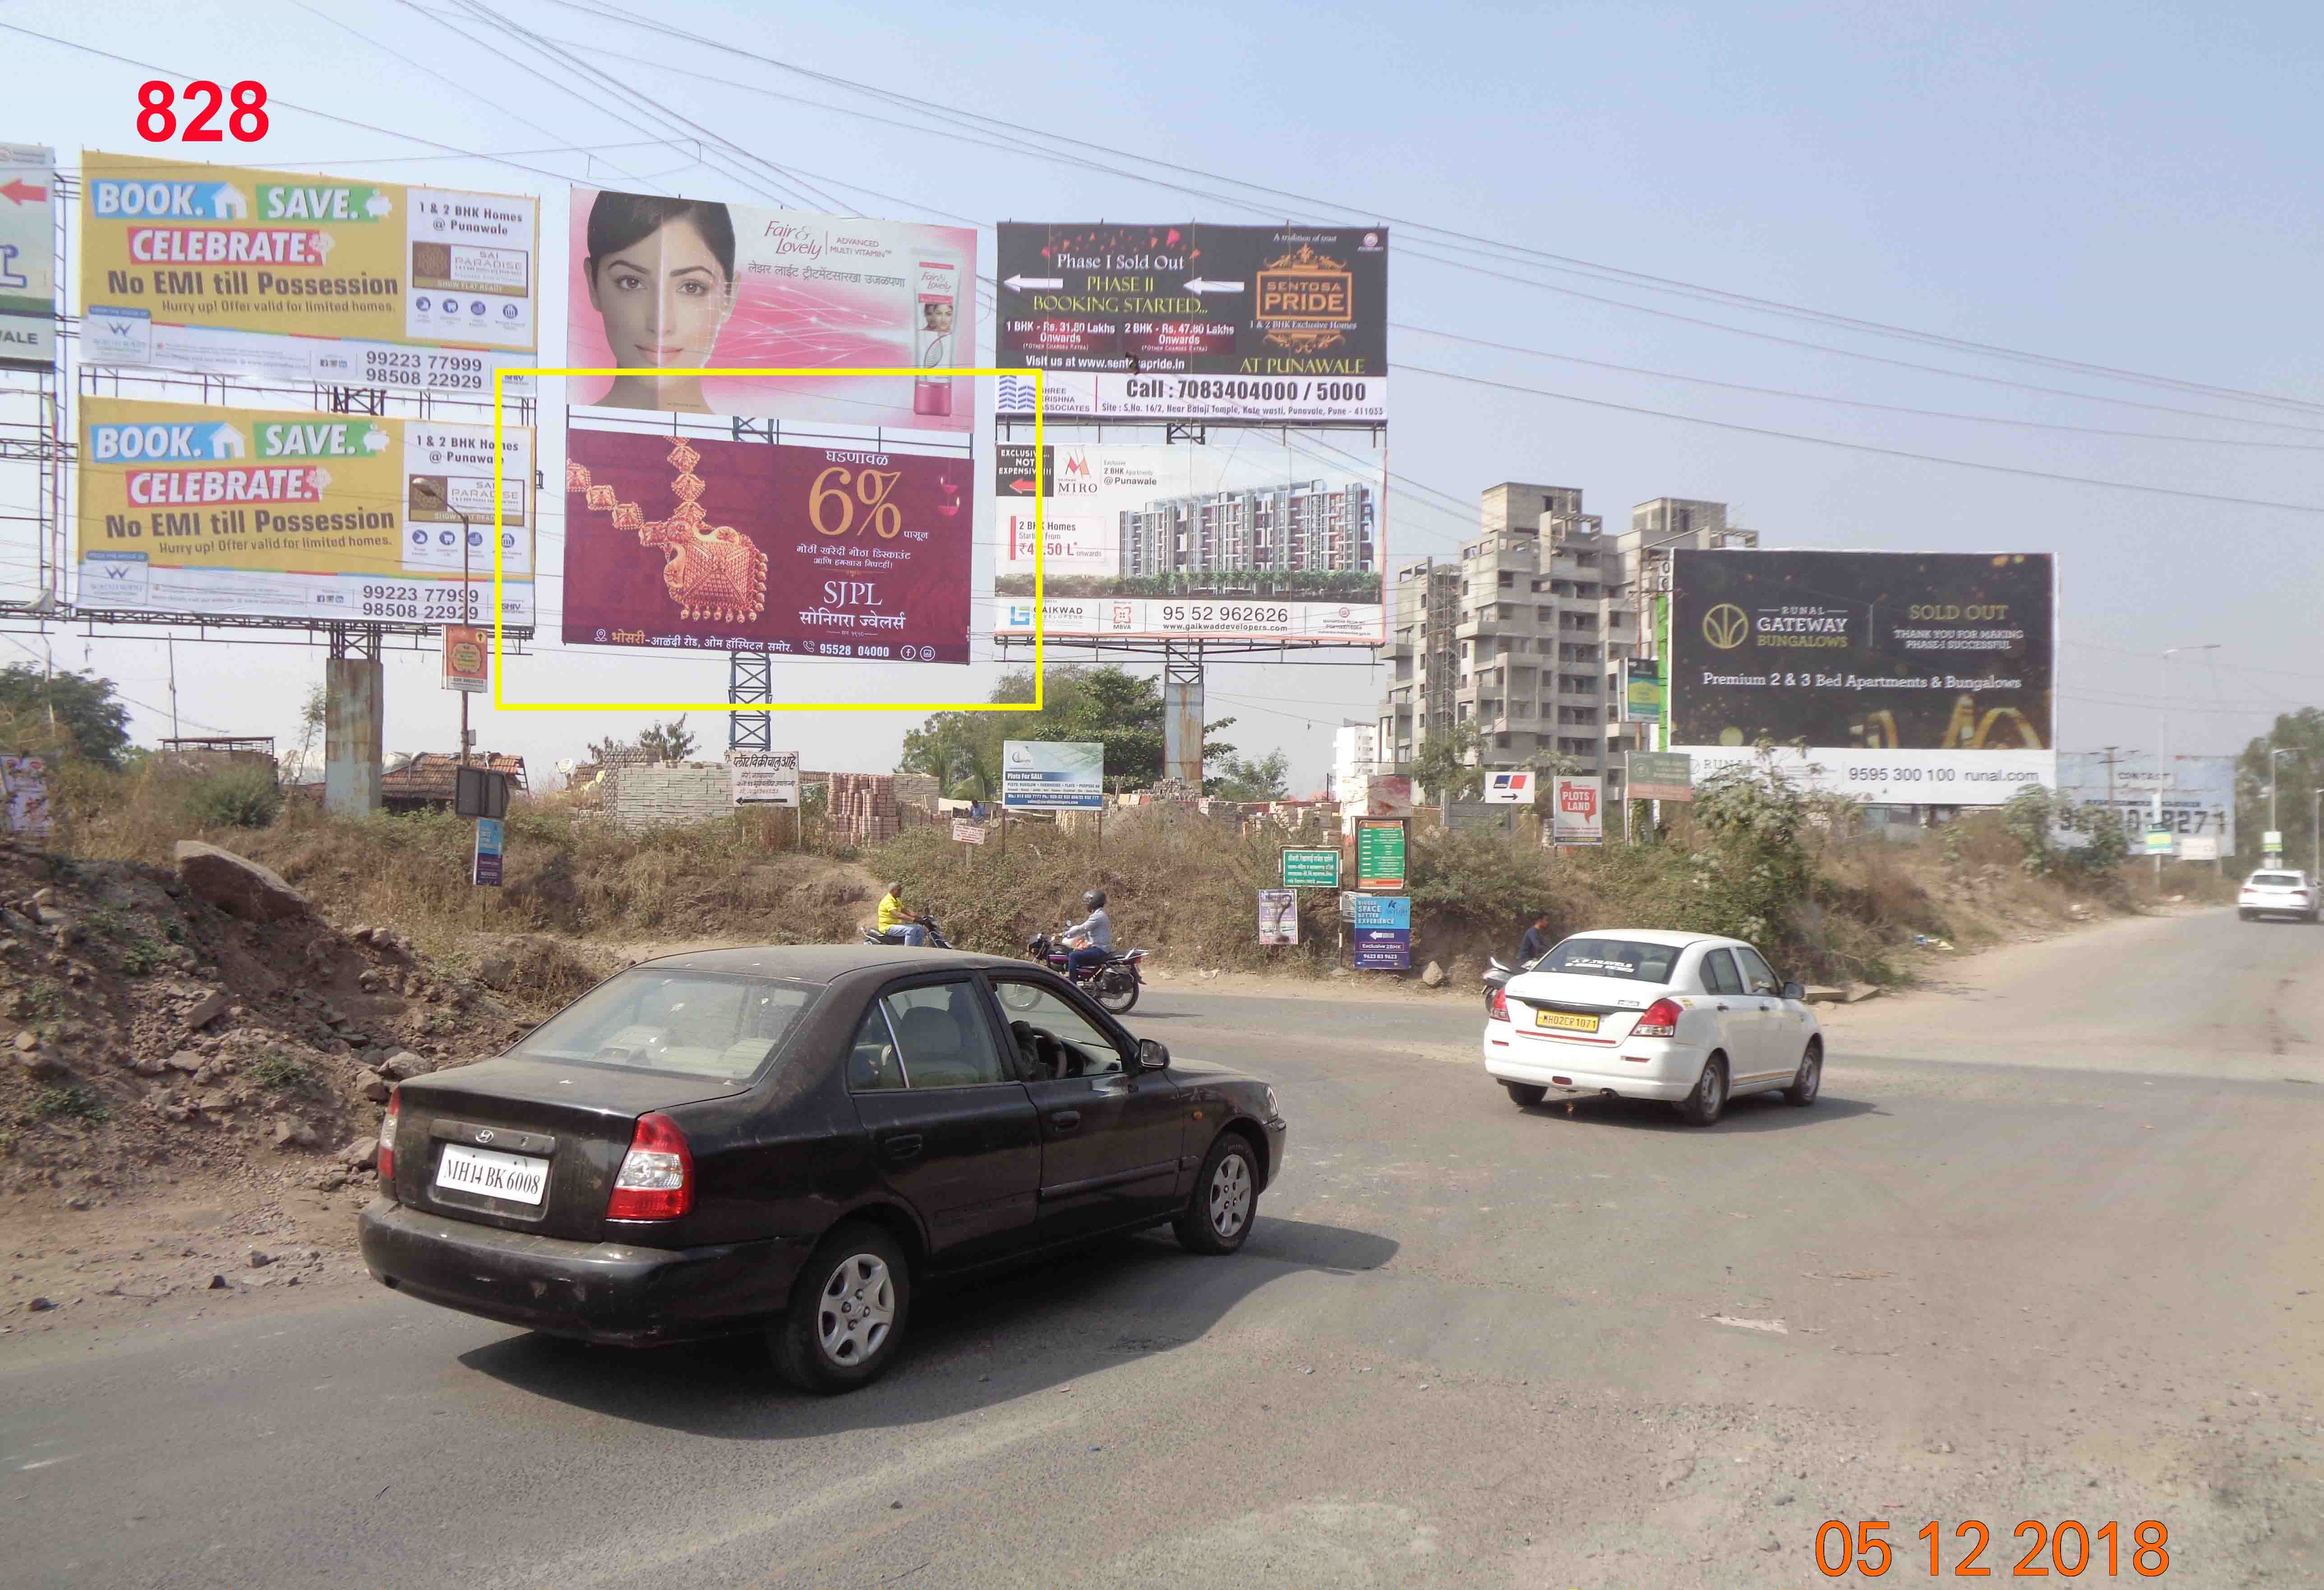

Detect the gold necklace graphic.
xmin=565 ymin=439 xmax=769 ymax=624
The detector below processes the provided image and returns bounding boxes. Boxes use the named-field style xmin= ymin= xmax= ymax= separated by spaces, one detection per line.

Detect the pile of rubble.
xmin=0 ymin=838 xmax=543 ymax=1208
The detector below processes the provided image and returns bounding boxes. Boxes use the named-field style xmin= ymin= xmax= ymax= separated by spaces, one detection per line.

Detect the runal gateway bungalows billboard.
xmin=1669 ymin=549 xmax=2056 ymax=805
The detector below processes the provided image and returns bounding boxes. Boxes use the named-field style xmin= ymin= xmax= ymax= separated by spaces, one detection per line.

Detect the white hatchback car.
xmin=1483 ymin=930 xmax=1823 ymax=1126
xmin=2237 ymin=870 xmax=2320 ymax=924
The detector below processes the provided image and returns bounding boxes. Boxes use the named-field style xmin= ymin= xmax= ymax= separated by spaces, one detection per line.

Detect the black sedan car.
xmin=357 ymin=946 xmax=1286 ymax=1393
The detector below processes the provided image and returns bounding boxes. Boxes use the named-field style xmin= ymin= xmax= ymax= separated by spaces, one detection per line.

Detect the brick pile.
xmin=829 ymin=773 xmax=902 ymax=848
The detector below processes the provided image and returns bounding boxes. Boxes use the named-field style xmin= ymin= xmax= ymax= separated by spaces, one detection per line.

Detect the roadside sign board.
xmin=2263 ymin=830 xmax=2284 ymax=853
xmin=472 ymin=816 xmax=505 ymax=887
xmin=1482 ymin=770 xmax=1533 ymax=804
xmin=1443 ymin=800 xmax=1515 ymax=833
xmin=1349 ymin=893 xmax=1411 ymax=970
xmin=441 ymin=625 xmax=489 ymax=693
xmin=1359 ymin=774 xmax=1414 ymax=818
xmin=1258 ymin=889 xmax=1298 ymax=946
xmin=952 ymin=819 xmax=986 ymax=845
xmin=1282 ymin=848 xmax=1341 ymax=888
xmin=1621 ymin=657 xmax=1664 ymax=724
xmin=1551 ymin=775 xmax=1604 ymax=845
xmin=2179 ymin=834 xmax=2218 ymax=862
xmin=1003 ymin=740 xmax=1104 ymax=811
xmin=2144 ymin=828 xmax=2174 ymax=856
xmin=729 ymin=750 xmax=800 ymax=807
xmin=1626 ymin=750 xmax=1693 ymax=802
xmin=1354 ymin=817 xmax=1407 ymax=890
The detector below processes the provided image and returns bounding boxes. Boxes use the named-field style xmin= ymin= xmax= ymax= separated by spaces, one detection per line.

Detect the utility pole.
xmin=412 ymin=480 xmax=475 ymax=768
xmin=166 ymin=635 xmax=180 ymax=742
xmin=2157 ymin=644 xmax=2219 ymax=880
xmin=2267 ymin=746 xmax=2297 ymax=860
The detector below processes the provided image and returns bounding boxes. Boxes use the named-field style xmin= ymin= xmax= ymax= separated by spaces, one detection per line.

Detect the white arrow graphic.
xmin=1002 ymin=274 xmax=1063 ymax=291
xmin=1184 ymin=277 xmax=1245 ymax=294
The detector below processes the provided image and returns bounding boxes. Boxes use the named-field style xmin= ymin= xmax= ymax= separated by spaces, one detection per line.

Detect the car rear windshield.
xmin=1537 ymin=938 xmax=1683 ymax=983
xmin=2250 ymin=873 xmax=2304 ymax=888
xmin=507 ymin=970 xmax=818 ymax=1080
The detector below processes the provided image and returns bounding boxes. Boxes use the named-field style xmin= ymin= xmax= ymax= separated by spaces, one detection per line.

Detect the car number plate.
xmin=1535 ymin=1008 xmax=1600 ymax=1033
xmin=434 ymin=1143 xmax=550 ymax=1205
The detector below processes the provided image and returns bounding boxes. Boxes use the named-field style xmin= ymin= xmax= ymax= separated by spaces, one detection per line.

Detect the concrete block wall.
xmin=604 ymin=763 xmax=732 ymax=830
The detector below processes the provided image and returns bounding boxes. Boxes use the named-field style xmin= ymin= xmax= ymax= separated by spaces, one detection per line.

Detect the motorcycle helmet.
xmin=1083 ymin=889 xmax=1107 ymax=909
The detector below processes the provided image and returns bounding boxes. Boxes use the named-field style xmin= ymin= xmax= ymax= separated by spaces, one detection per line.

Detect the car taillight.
xmin=606 ymin=1112 xmax=693 ymax=1221
xmin=376 ymin=1088 xmax=399 ymax=1185
xmin=1488 ymin=986 xmax=1510 ymax=1022
xmin=1633 ymin=998 xmax=1683 ymax=1038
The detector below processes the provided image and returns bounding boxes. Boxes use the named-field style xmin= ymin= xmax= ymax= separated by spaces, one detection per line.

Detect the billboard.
xmin=995 ymin=222 xmax=1387 ymax=422
xmin=1670 ymin=550 xmax=2056 ymax=805
xmin=76 ymin=398 xmax=534 ymax=626
xmin=991 ymin=438 xmax=1383 ymax=643
xmin=0 ymin=144 xmax=55 ymax=371
xmin=562 ymin=426 xmax=969 ymax=663
xmin=2055 ymin=752 xmax=2234 ymax=857
xmin=1347 ymin=893 xmax=1411 ymax=970
xmin=1002 ymin=740 xmax=1103 ymax=811
xmin=79 ymin=152 xmax=536 ymax=392
xmin=1551 ymin=775 xmax=1604 ymax=844
xmin=566 ymin=188 xmax=975 ymax=432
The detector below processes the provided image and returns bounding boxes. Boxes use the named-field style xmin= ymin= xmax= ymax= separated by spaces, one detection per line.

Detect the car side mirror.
xmin=1135 ymin=1037 xmax=1170 ymax=1072
xmin=1781 ymin=981 xmax=1806 ymax=1001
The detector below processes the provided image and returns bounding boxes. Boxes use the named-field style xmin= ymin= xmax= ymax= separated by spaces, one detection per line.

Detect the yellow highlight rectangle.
xmin=491 ymin=367 xmax=1043 ymax=713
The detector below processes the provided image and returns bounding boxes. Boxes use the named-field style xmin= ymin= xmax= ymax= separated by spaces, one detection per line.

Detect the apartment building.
xmin=1119 ymin=479 xmax=1377 ymax=579
xmin=1328 ymin=722 xmax=1377 ymax=802
xmin=1375 ymin=484 xmax=1761 ymax=802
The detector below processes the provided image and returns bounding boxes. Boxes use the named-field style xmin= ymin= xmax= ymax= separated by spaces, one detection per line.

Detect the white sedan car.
xmin=1482 ymin=929 xmax=1823 ymax=1126
xmin=2237 ymin=870 xmax=2320 ymax=924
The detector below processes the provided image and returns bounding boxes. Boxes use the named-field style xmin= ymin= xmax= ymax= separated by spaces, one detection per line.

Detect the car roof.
xmin=1554 ymin=928 xmax=1738 ymax=950
xmin=629 ymin=945 xmax=1030 ymax=984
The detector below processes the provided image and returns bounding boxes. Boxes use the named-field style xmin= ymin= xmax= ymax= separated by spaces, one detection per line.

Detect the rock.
xmin=27 ymin=1295 xmax=53 ymax=1311
xmin=270 ymin=1117 xmax=317 ymax=1150
xmin=172 ymin=841 xmax=312 ymax=923
xmin=1759 ymin=1533 xmax=1783 ymax=1553
xmin=1420 ymin=960 xmax=1447 ymax=988
xmin=378 ymin=1050 xmax=434 ymax=1081
xmin=358 ymin=1076 xmax=390 ymax=1103
xmin=1844 ymin=984 xmax=1882 ymax=1004
xmin=183 ymin=991 xmax=231 ymax=1031
xmin=164 ymin=1050 xmax=205 ymax=1073
xmin=1800 ymin=985 xmax=1847 ymax=1005
xmin=339 ymin=1137 xmax=377 ymax=1168
xmin=207 ymin=1273 xmax=230 ymax=1289
xmin=247 ymin=1247 xmax=273 ymax=1267
xmin=11 ymin=1028 xmax=36 ymax=1051
xmin=475 ymin=956 xmax=516 ymax=991
xmin=130 ymin=1054 xmax=169 ymax=1075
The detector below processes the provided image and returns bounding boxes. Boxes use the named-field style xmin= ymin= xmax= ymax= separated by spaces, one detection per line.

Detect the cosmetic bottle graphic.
xmin=912 ymin=249 xmax=961 ymax=417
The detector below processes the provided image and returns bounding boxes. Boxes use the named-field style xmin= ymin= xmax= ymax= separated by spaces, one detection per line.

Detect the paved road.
xmin=5 ymin=908 xmax=2319 ymax=1588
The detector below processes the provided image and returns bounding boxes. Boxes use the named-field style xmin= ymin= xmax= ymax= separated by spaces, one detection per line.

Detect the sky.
xmin=1 ymin=0 xmax=2319 ymax=793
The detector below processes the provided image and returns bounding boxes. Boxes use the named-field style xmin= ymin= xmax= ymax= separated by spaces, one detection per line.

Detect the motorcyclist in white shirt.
xmin=1060 ymin=889 xmax=1112 ymax=981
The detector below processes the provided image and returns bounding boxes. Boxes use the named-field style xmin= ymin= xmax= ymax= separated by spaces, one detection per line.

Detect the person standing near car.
xmin=1061 ymin=888 xmax=1112 ymax=979
xmin=1517 ymin=910 xmax=1552 ymax=966
xmin=876 ymin=882 xmax=928 ymax=947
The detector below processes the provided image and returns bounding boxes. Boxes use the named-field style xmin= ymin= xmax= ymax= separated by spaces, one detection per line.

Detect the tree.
xmin=1410 ymin=720 xmax=1484 ymax=803
xmin=588 ymin=716 xmax=699 ymax=766
xmin=899 ymin=665 xmax=1240 ymax=796
xmin=2237 ymin=706 xmax=2324 ymax=866
xmin=0 ymin=665 xmax=130 ymax=768
xmin=1209 ymin=750 xmax=1289 ymax=802
xmin=290 ymin=683 xmax=326 ymax=781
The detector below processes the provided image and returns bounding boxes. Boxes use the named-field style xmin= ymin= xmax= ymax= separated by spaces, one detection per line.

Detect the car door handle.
xmin=881 ymin=1133 xmax=923 ymax=1161
xmin=1049 ymin=1110 xmax=1081 ymax=1130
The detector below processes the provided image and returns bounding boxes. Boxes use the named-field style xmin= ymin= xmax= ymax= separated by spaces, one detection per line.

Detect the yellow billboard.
xmin=78 ymin=397 xmax=532 ymax=627
xmin=78 ymin=152 xmax=536 ymax=394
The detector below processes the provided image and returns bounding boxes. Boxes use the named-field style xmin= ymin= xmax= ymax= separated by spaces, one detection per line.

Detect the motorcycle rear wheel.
xmin=1094 ymin=968 xmax=1139 ymax=1014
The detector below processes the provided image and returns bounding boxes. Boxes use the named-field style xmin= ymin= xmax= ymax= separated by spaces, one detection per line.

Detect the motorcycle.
xmin=862 ymin=913 xmax=954 ymax=950
xmin=1482 ymin=954 xmax=1536 ymax=1013
xmin=1025 ymin=930 xmax=1147 ymax=1015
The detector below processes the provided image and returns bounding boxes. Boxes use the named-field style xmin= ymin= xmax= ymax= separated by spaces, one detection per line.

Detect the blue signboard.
xmin=1348 ymin=893 xmax=1411 ymax=971
xmin=472 ymin=816 xmax=504 ymax=888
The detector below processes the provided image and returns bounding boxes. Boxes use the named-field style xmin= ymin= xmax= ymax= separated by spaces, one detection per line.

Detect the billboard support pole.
xmin=1163 ymin=641 xmax=1205 ymax=789
xmin=728 ymin=653 xmax=772 ymax=754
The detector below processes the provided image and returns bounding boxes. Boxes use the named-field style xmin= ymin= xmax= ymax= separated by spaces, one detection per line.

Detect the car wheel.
xmin=1502 ymin=1081 xmax=1547 ymax=1107
xmin=1677 ymin=1053 xmax=1728 ymax=1127
xmin=770 ymin=1222 xmax=911 ymax=1395
xmin=1174 ymin=1133 xmax=1259 ymax=1255
xmin=1783 ymin=1040 xmax=1823 ymax=1107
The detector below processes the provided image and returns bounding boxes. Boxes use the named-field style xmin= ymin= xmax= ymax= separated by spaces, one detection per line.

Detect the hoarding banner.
xmin=1002 ymin=740 xmax=1103 ymax=811
xmin=991 ymin=437 xmax=1383 ymax=643
xmin=562 ymin=426 xmax=968 ymax=663
xmin=0 ymin=144 xmax=55 ymax=371
xmin=1282 ymin=848 xmax=1341 ymax=888
xmin=1551 ymin=775 xmax=1604 ymax=844
xmin=995 ymin=222 xmax=1387 ymax=422
xmin=1626 ymin=750 xmax=1694 ymax=802
xmin=729 ymin=749 xmax=800 ymax=807
xmin=1669 ymin=549 xmax=2056 ymax=806
xmin=2054 ymin=752 xmax=2234 ymax=855
xmin=1 ymin=756 xmax=51 ymax=839
xmin=1354 ymin=817 xmax=1407 ymax=889
xmin=1359 ymin=775 xmax=1414 ymax=818
xmin=80 ymin=152 xmax=537 ymax=392
xmin=472 ymin=816 xmax=505 ymax=887
xmin=1483 ymin=770 xmax=1534 ymax=804
xmin=1347 ymin=892 xmax=1411 ymax=970
xmin=441 ymin=624 xmax=489 ymax=692
xmin=1621 ymin=657 xmax=1664 ymax=724
xmin=1258 ymin=889 xmax=1298 ymax=946
xmin=76 ymin=398 xmax=534 ymax=626
xmin=567 ymin=187 xmax=975 ymax=432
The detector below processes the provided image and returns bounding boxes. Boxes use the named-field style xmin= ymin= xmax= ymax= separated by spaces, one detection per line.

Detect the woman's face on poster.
xmin=587 ymin=216 xmax=733 ymax=369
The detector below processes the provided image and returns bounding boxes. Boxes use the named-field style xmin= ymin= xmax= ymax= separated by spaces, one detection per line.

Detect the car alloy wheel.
xmin=1176 ymin=1135 xmax=1260 ymax=1255
xmin=816 ymin=1252 xmax=895 ymax=1368
xmin=1679 ymin=1054 xmax=1728 ymax=1126
xmin=1784 ymin=1044 xmax=1822 ymax=1107
xmin=1208 ymin=1153 xmax=1253 ymax=1240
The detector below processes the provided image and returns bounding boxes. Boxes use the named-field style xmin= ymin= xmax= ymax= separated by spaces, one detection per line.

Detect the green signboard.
xmin=1627 ymin=750 xmax=1694 ymax=802
xmin=1281 ymin=848 xmax=1342 ymax=888
xmin=2144 ymin=828 xmax=2174 ymax=856
xmin=1355 ymin=818 xmax=1408 ymax=890
xmin=1622 ymin=658 xmax=1664 ymax=724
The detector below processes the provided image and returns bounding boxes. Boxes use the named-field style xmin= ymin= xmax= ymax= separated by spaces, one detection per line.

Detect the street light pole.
xmin=2157 ymin=644 xmax=2220 ymax=881
xmin=2266 ymin=746 xmax=2296 ymax=860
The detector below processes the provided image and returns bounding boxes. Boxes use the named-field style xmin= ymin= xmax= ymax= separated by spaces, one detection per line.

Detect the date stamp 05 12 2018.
xmin=1813 ymin=1518 xmax=2171 ymax=1577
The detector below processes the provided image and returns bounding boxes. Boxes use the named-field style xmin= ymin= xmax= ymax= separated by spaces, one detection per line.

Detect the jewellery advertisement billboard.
xmin=562 ymin=424 xmax=969 ymax=663
xmin=566 ymin=187 xmax=976 ymax=432
xmin=76 ymin=397 xmax=533 ymax=626
xmin=79 ymin=152 xmax=537 ymax=392
xmin=990 ymin=438 xmax=1383 ymax=643
xmin=1669 ymin=549 xmax=2057 ymax=805
xmin=994 ymin=222 xmax=1387 ymax=423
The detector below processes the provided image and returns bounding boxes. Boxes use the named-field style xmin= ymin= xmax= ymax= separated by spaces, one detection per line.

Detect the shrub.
xmin=32 ymin=1084 xmax=108 ymax=1121
xmin=184 ymin=765 xmax=282 ymax=830
xmin=250 ymin=1052 xmax=320 ymax=1095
